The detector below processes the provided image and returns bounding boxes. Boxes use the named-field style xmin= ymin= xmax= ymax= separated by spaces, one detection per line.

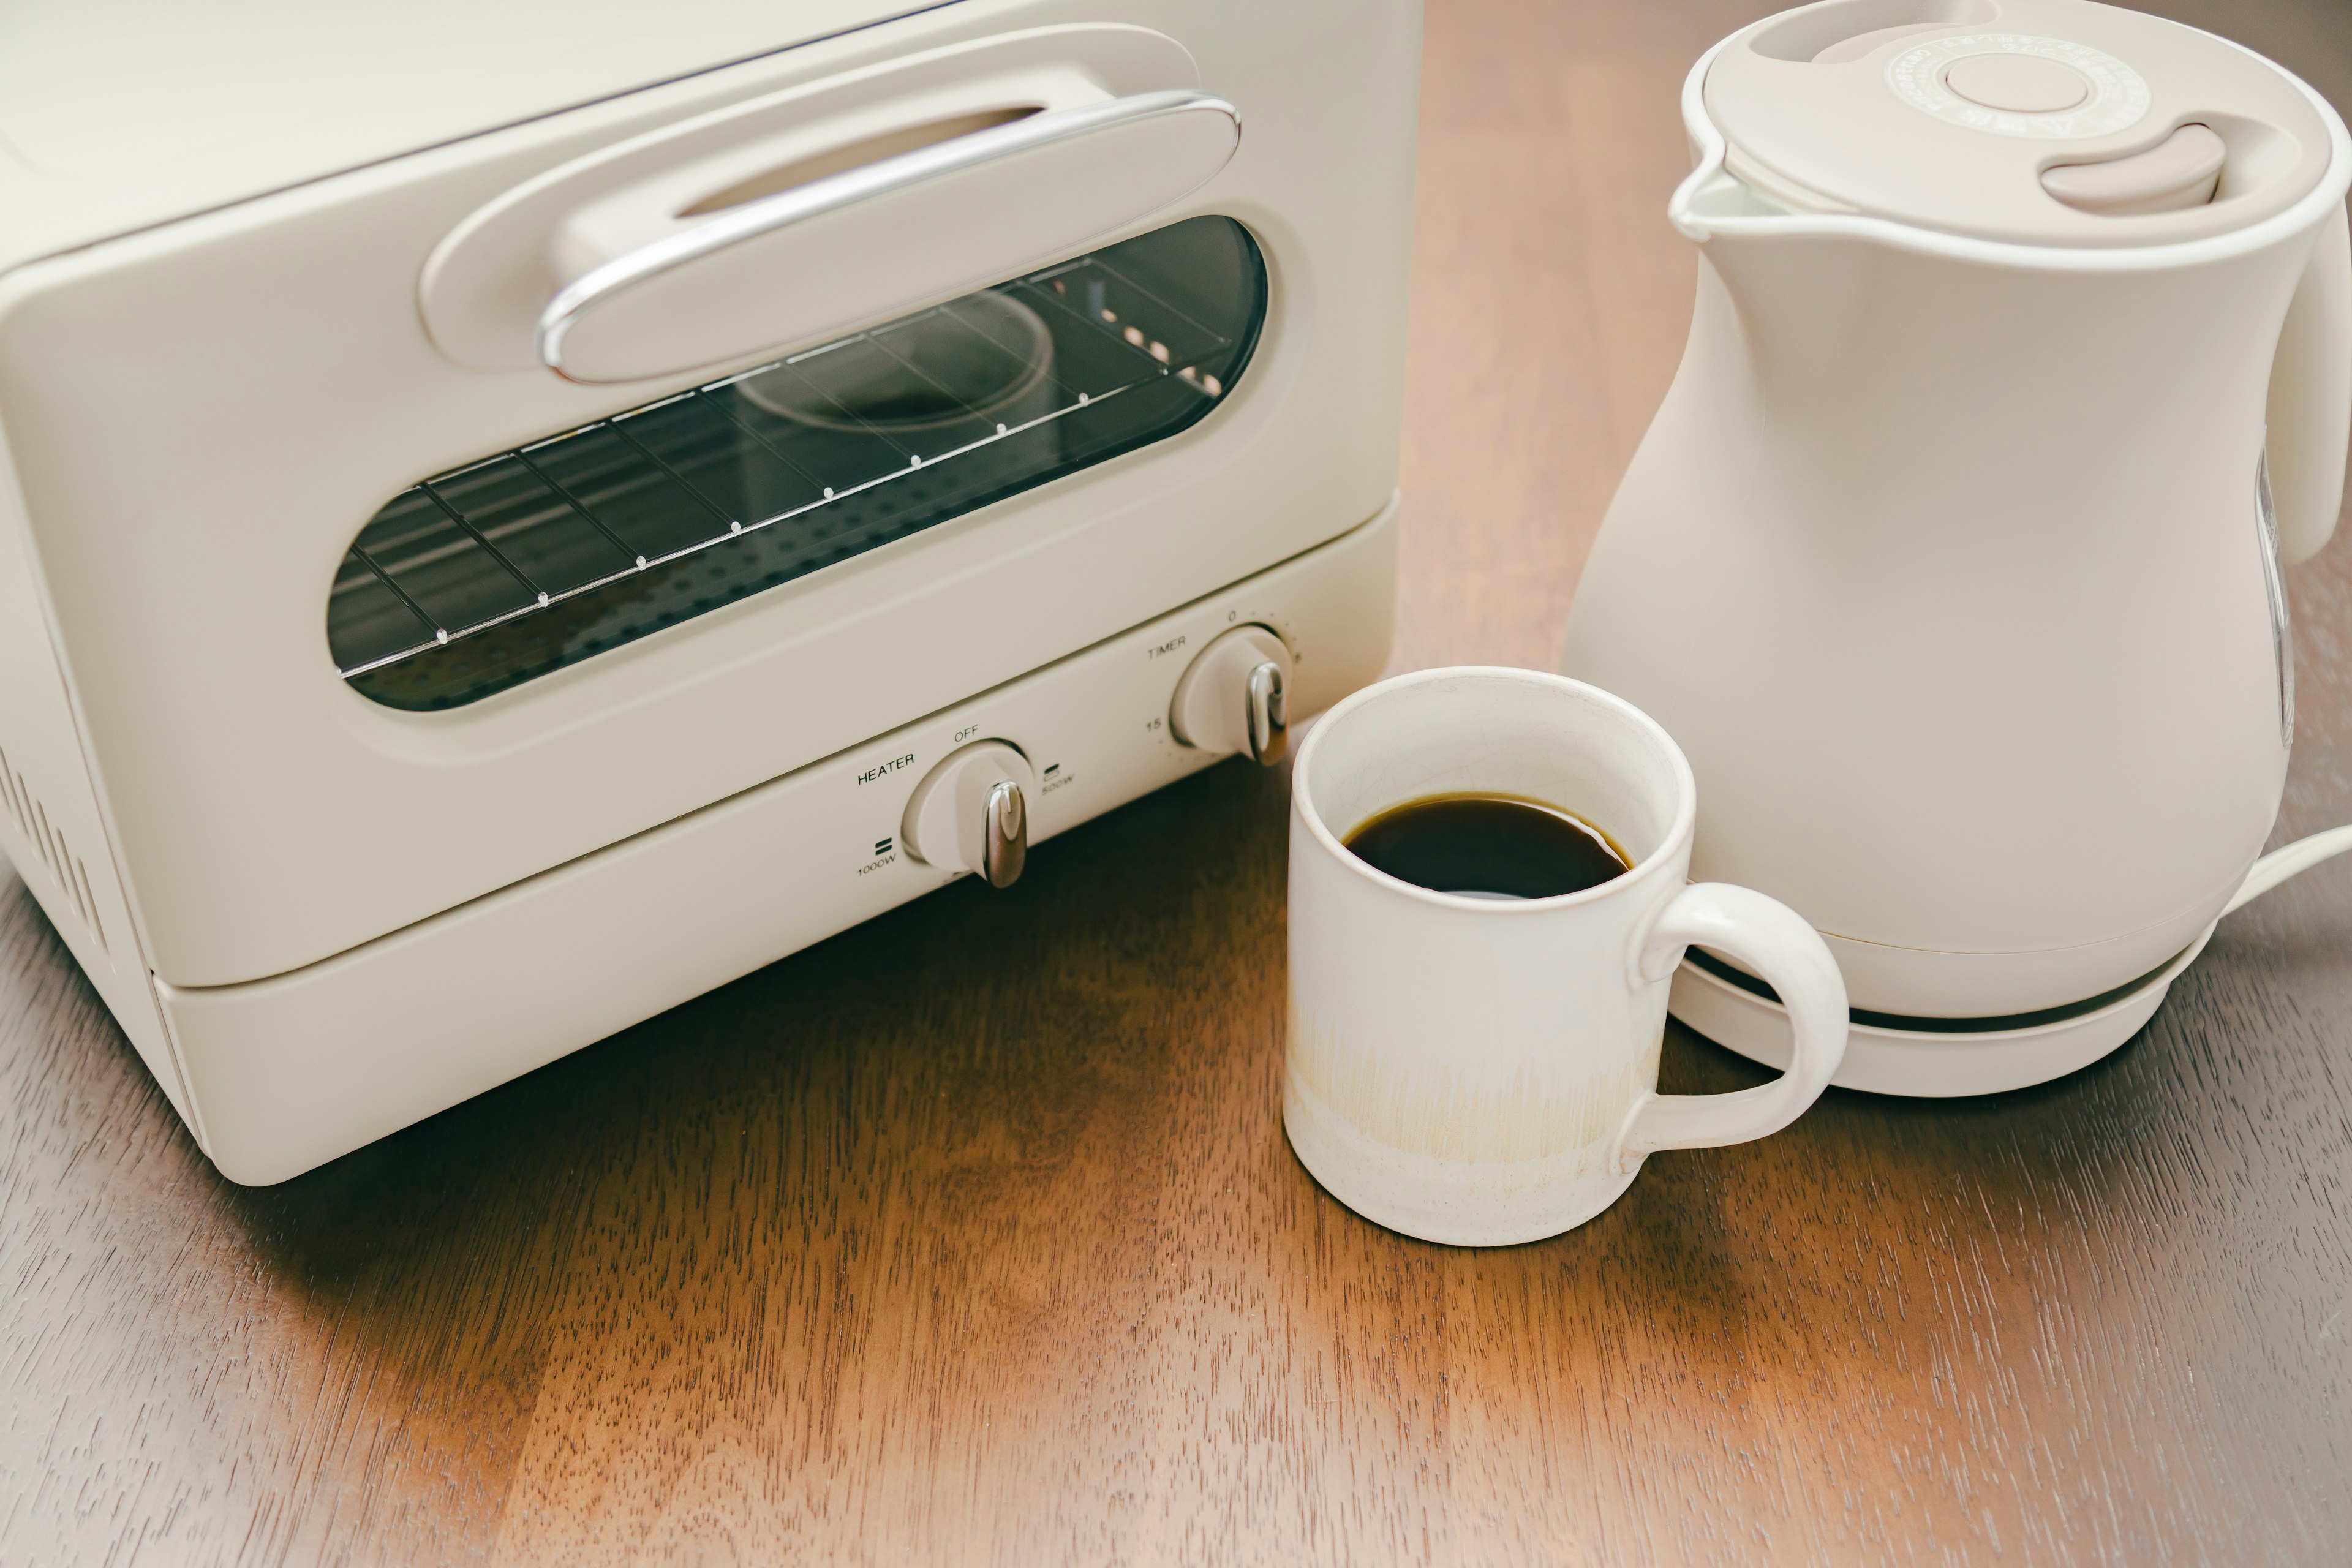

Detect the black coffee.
xmin=1342 ymin=793 xmax=1631 ymax=899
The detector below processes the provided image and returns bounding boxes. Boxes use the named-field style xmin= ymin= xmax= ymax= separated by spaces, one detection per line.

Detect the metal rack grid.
xmin=330 ymin=217 xmax=1265 ymax=710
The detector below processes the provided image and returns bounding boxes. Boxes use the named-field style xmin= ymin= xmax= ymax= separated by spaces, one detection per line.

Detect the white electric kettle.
xmin=1562 ymin=0 xmax=2352 ymax=1095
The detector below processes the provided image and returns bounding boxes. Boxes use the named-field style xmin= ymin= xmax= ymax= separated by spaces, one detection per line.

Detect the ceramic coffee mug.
xmin=1284 ymin=667 xmax=1850 ymax=1245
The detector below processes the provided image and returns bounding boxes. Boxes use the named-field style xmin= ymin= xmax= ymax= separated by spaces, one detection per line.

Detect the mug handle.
xmin=1613 ymin=883 xmax=1850 ymax=1174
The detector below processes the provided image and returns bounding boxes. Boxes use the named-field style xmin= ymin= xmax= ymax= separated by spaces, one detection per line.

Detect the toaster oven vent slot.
xmin=0 ymin=745 xmax=107 ymax=953
xmin=329 ymin=214 xmax=1267 ymax=710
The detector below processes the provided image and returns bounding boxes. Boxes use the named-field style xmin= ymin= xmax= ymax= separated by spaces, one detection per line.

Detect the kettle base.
xmin=1668 ymin=925 xmax=2217 ymax=1098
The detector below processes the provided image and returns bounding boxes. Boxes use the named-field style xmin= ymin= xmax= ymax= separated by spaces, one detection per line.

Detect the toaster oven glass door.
xmin=330 ymin=214 xmax=1267 ymax=710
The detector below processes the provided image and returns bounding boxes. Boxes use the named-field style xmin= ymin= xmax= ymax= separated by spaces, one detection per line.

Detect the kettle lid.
xmin=1705 ymin=0 xmax=2335 ymax=246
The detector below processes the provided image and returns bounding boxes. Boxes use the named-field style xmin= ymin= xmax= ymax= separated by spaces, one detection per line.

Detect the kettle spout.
xmin=1672 ymin=165 xmax=1801 ymax=241
xmin=1667 ymin=40 xmax=1854 ymax=244
xmin=1668 ymin=38 xmax=1794 ymax=244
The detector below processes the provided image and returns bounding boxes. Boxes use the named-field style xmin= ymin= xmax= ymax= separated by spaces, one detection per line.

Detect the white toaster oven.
xmin=0 ymin=0 xmax=1419 ymax=1182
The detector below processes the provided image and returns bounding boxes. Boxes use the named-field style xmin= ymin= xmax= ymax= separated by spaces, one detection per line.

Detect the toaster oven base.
xmin=150 ymin=497 xmax=1397 ymax=1185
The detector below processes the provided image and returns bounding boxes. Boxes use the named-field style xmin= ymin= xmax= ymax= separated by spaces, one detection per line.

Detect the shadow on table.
xmin=200 ymin=754 xmax=1300 ymax=1395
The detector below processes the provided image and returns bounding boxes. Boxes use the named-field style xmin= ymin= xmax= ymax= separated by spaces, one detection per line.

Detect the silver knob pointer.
xmin=1245 ymin=660 xmax=1287 ymax=766
xmin=982 ymin=778 xmax=1027 ymax=888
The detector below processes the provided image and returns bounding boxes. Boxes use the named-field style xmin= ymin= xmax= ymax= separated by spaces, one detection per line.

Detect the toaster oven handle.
xmin=536 ymin=89 xmax=1240 ymax=386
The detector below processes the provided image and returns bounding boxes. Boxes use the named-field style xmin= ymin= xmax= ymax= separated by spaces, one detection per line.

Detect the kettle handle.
xmin=2266 ymin=200 xmax=2352 ymax=565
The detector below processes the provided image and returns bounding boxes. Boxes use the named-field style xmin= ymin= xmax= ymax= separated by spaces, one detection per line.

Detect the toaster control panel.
xmin=899 ymin=741 xmax=1035 ymax=889
xmin=821 ymin=519 xmax=1390 ymax=922
xmin=1169 ymin=624 xmax=1292 ymax=766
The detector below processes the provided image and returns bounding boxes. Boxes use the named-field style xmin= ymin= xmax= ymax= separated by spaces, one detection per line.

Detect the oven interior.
xmin=330 ymin=214 xmax=1267 ymax=710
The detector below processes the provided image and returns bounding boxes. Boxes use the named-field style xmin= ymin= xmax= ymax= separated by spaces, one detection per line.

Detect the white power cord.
xmin=2224 ymin=823 xmax=2352 ymax=915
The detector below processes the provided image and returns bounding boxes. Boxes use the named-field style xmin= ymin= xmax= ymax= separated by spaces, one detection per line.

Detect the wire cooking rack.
xmin=330 ymin=217 xmax=1264 ymax=710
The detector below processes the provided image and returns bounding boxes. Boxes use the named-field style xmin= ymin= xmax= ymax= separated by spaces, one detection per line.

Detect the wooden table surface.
xmin=8 ymin=2 xmax=2352 ymax=1563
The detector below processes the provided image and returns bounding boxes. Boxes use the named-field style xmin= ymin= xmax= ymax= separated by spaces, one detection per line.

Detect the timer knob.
xmin=900 ymin=740 xmax=1036 ymax=888
xmin=1169 ymin=625 xmax=1292 ymax=766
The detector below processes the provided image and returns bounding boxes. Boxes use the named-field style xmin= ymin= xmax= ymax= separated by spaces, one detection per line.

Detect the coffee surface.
xmin=1341 ymin=793 xmax=1631 ymax=899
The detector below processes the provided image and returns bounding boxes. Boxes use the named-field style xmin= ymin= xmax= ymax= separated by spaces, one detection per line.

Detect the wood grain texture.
xmin=6 ymin=2 xmax=2352 ymax=1562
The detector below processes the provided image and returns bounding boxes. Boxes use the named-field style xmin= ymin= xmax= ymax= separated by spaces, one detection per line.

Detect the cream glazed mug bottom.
xmin=1283 ymin=667 xmax=1851 ymax=1246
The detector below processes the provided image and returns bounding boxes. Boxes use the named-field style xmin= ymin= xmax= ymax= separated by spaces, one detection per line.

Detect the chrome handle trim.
xmin=982 ymin=778 xmax=1027 ymax=889
xmin=1245 ymin=660 xmax=1287 ymax=766
xmin=537 ymin=89 xmax=1242 ymax=377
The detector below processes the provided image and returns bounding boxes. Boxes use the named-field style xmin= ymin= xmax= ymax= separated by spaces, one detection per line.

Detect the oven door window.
xmin=329 ymin=214 xmax=1267 ymax=710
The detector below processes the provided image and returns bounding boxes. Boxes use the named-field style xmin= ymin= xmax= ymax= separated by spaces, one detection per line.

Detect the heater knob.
xmin=1170 ymin=625 xmax=1293 ymax=766
xmin=900 ymin=740 xmax=1036 ymax=888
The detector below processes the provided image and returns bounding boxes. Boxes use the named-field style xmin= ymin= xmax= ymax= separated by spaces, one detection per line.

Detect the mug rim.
xmin=1291 ymin=666 xmax=1698 ymax=914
